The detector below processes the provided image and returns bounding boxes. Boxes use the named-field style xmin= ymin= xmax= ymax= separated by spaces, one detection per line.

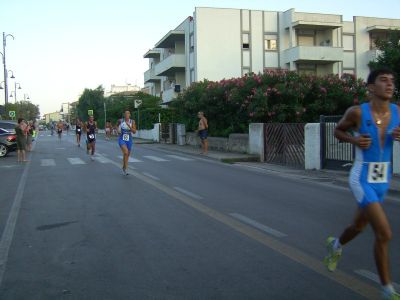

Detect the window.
xmin=370 ymin=31 xmax=388 ymax=50
xmin=265 ymin=35 xmax=277 ymax=50
xmin=190 ymin=34 xmax=194 ymax=52
xmin=297 ymin=64 xmax=316 ymax=75
xmin=343 ymin=35 xmax=354 ymax=51
xmin=242 ymin=33 xmax=250 ymax=49
xmin=343 ymin=69 xmax=355 ymax=75
xmin=190 ymin=69 xmax=195 ymax=83
xmin=297 ymin=29 xmax=315 ymax=46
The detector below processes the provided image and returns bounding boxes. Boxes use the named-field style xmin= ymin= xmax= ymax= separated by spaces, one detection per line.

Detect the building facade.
xmin=104 ymin=84 xmax=141 ymax=98
xmin=144 ymin=7 xmax=400 ymax=104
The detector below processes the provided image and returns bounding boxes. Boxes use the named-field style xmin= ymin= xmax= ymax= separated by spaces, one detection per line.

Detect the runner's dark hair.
xmin=367 ymin=67 xmax=396 ymax=85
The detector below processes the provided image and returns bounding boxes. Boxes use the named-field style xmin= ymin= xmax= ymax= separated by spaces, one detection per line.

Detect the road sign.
xmin=134 ymin=100 xmax=142 ymax=108
xmin=9 ymin=111 xmax=16 ymax=118
xmin=88 ymin=110 xmax=94 ymax=116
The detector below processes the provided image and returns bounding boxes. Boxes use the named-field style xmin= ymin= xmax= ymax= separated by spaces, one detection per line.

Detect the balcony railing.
xmin=144 ymin=68 xmax=162 ymax=83
xmin=155 ymin=54 xmax=185 ymax=77
xmin=282 ymin=46 xmax=343 ymax=63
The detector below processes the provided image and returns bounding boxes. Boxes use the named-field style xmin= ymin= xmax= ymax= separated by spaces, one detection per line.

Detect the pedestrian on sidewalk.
xmin=197 ymin=111 xmax=208 ymax=155
xmin=26 ymin=121 xmax=34 ymax=152
xmin=324 ymin=68 xmax=400 ymax=300
xmin=15 ymin=118 xmax=28 ymax=162
xmin=118 ymin=111 xmax=136 ymax=175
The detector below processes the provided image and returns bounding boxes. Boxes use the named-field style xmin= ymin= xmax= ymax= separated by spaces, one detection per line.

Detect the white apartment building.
xmin=144 ymin=7 xmax=400 ymax=104
xmin=104 ymin=84 xmax=141 ymax=97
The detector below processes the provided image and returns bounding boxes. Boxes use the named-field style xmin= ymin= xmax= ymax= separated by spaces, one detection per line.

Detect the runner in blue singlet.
xmin=118 ymin=111 xmax=136 ymax=175
xmin=324 ymin=68 xmax=400 ymax=299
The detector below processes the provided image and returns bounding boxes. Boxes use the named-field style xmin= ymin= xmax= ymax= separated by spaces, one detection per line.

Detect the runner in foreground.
xmin=118 ymin=111 xmax=136 ymax=175
xmin=324 ymin=68 xmax=400 ymax=300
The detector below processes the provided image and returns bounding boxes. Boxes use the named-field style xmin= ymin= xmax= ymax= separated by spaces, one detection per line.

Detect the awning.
xmin=366 ymin=25 xmax=400 ymax=32
xmin=143 ymin=49 xmax=161 ymax=59
xmin=155 ymin=30 xmax=185 ymax=48
xmin=292 ymin=20 xmax=343 ymax=29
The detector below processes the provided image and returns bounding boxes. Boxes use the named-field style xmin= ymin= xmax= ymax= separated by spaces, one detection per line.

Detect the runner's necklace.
xmin=374 ymin=111 xmax=389 ymax=125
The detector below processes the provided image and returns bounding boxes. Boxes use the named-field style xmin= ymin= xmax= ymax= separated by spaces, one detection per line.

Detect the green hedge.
xmin=170 ymin=70 xmax=368 ymax=137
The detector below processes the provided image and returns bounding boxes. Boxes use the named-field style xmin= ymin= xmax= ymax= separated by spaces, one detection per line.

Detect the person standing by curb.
xmin=15 ymin=118 xmax=28 ymax=162
xmin=324 ymin=68 xmax=400 ymax=300
xmin=197 ymin=111 xmax=208 ymax=155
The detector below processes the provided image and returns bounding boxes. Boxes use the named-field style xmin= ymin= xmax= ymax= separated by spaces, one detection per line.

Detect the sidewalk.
xmin=150 ymin=142 xmax=400 ymax=195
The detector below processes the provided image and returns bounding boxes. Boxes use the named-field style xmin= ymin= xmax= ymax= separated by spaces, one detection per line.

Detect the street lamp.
xmin=13 ymin=82 xmax=21 ymax=103
xmin=0 ymin=81 xmax=4 ymax=89
xmin=24 ymin=94 xmax=30 ymax=101
xmin=1 ymin=32 xmax=15 ymax=116
xmin=7 ymin=70 xmax=15 ymax=79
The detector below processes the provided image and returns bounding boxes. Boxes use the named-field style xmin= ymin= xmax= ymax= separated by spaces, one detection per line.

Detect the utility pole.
xmin=2 ymin=32 xmax=15 ymax=116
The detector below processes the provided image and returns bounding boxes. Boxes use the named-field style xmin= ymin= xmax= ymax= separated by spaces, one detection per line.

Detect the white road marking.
xmin=67 ymin=158 xmax=86 ymax=165
xmin=117 ymin=156 xmax=142 ymax=163
xmin=56 ymin=147 xmax=65 ymax=150
xmin=94 ymin=156 xmax=111 ymax=164
xmin=143 ymin=155 xmax=169 ymax=162
xmin=354 ymin=269 xmax=400 ymax=291
xmin=173 ymin=187 xmax=203 ymax=200
xmin=40 ymin=159 xmax=56 ymax=167
xmin=165 ymin=155 xmax=195 ymax=161
xmin=142 ymin=172 xmax=160 ymax=181
xmin=0 ymin=139 xmax=36 ymax=287
xmin=229 ymin=213 xmax=287 ymax=238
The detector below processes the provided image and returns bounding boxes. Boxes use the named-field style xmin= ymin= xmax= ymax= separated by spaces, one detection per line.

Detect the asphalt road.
xmin=0 ymin=131 xmax=398 ymax=299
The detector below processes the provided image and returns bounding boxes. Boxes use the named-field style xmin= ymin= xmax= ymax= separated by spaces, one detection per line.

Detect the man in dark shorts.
xmin=85 ymin=116 xmax=97 ymax=161
xmin=197 ymin=111 xmax=208 ymax=155
xmin=57 ymin=120 xmax=63 ymax=140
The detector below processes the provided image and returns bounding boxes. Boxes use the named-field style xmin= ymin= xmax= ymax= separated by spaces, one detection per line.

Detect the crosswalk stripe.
xmin=40 ymin=159 xmax=56 ymax=166
xmin=67 ymin=158 xmax=86 ymax=165
xmin=165 ymin=155 xmax=194 ymax=161
xmin=94 ymin=156 xmax=111 ymax=164
xmin=117 ymin=156 xmax=143 ymax=163
xmin=143 ymin=155 xmax=169 ymax=162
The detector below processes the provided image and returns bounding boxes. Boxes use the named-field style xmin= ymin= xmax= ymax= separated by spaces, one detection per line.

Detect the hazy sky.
xmin=1 ymin=0 xmax=399 ymax=115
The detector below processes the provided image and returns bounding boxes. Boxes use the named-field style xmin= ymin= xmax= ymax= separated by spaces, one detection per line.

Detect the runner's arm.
xmin=335 ymin=106 xmax=371 ymax=149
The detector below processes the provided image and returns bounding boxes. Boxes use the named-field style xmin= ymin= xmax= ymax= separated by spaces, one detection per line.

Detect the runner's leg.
xmin=364 ymin=203 xmax=392 ymax=285
xmin=339 ymin=208 xmax=369 ymax=245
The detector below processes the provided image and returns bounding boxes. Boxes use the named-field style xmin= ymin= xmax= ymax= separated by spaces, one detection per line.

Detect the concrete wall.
xmin=185 ymin=132 xmax=249 ymax=153
xmin=195 ymin=7 xmax=242 ymax=80
xmin=304 ymin=123 xmax=321 ymax=170
xmin=248 ymin=123 xmax=264 ymax=162
xmin=133 ymin=123 xmax=160 ymax=142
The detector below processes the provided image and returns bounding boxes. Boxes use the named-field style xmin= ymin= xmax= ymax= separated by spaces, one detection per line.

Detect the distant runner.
xmin=57 ymin=120 xmax=63 ymax=140
xmin=85 ymin=116 xmax=97 ymax=161
xmin=197 ymin=111 xmax=208 ymax=155
xmin=75 ymin=118 xmax=82 ymax=147
xmin=324 ymin=68 xmax=400 ymax=300
xmin=118 ymin=111 xmax=136 ymax=175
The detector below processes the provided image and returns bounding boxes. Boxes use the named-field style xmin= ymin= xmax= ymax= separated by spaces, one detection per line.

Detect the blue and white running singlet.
xmin=349 ymin=103 xmax=399 ymax=208
xmin=118 ymin=119 xmax=134 ymax=151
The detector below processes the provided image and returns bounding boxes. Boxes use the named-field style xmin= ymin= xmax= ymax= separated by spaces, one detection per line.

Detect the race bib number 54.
xmin=367 ymin=162 xmax=389 ymax=183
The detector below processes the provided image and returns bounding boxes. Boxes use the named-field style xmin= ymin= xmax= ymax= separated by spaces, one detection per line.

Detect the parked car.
xmin=0 ymin=128 xmax=17 ymax=157
xmin=0 ymin=120 xmax=17 ymax=133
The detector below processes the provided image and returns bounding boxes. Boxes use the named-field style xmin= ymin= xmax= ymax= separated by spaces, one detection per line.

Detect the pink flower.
xmin=353 ymin=98 xmax=359 ymax=105
xmin=320 ymin=87 xmax=327 ymax=94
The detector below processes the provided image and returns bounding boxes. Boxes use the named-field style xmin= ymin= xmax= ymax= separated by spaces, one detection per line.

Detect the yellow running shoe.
xmin=324 ymin=236 xmax=342 ymax=272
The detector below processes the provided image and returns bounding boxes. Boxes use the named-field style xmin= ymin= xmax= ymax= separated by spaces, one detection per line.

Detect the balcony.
xmin=283 ymin=46 xmax=343 ymax=64
xmin=367 ymin=49 xmax=383 ymax=62
xmin=162 ymin=88 xmax=178 ymax=103
xmin=155 ymin=54 xmax=185 ymax=77
xmin=144 ymin=68 xmax=162 ymax=83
